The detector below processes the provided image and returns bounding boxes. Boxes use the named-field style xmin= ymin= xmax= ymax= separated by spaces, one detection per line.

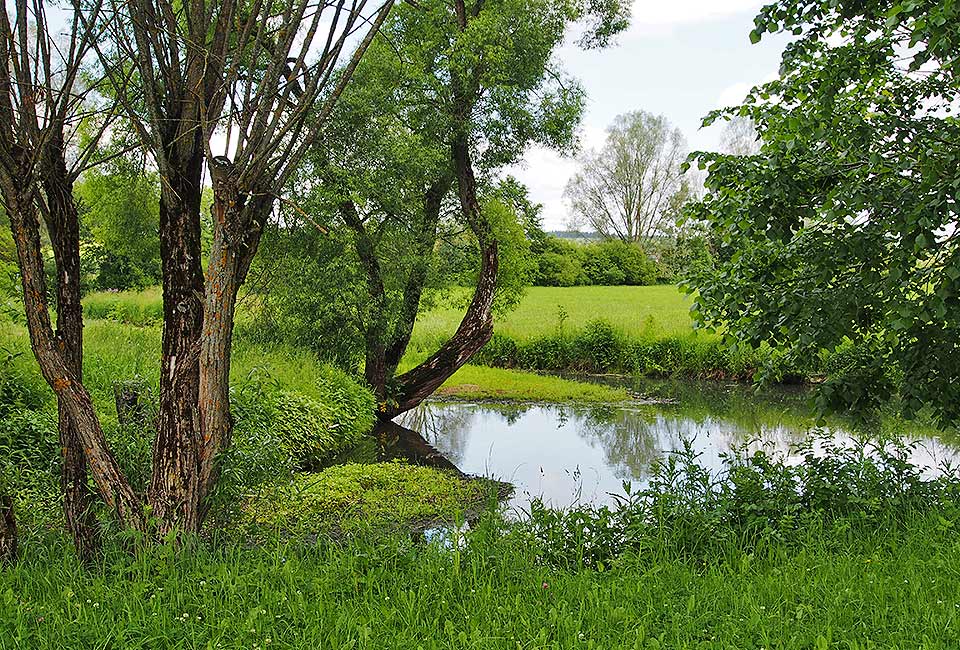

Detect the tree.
xmin=566 ymin=111 xmax=688 ymax=243
xmin=1 ymin=0 xmax=393 ymax=544
xmin=259 ymin=0 xmax=628 ymax=417
xmin=686 ymin=0 xmax=960 ymax=425
xmin=75 ymin=155 xmax=162 ymax=291
xmin=0 ymin=0 xmax=114 ymax=559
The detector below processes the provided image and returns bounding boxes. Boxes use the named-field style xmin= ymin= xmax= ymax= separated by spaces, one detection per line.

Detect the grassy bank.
xmin=5 ymin=440 xmax=960 ymax=648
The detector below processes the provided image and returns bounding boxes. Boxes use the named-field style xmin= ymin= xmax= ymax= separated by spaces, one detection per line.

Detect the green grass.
xmin=3 ymin=511 xmax=960 ymax=649
xmin=433 ymin=365 xmax=629 ymax=402
xmin=82 ymin=287 xmax=164 ymax=326
xmin=414 ymin=285 xmax=696 ymax=342
xmin=245 ymin=462 xmax=493 ymax=534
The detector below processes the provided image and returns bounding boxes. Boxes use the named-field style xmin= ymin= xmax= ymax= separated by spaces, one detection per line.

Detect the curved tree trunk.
xmin=0 ymin=494 xmax=15 ymax=565
xmin=381 ymin=139 xmax=498 ymax=419
xmin=42 ymin=139 xmax=102 ymax=561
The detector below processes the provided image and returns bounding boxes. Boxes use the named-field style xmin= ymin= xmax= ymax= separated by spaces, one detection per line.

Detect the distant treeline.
xmin=528 ymin=234 xmax=712 ymax=287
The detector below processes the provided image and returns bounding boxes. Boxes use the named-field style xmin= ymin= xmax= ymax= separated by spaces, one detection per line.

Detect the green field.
xmin=414 ymin=285 xmax=696 ymax=341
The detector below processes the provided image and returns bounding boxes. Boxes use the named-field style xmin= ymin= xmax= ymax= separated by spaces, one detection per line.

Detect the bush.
xmin=532 ymin=238 xmax=657 ymax=287
xmin=231 ymin=365 xmax=376 ymax=471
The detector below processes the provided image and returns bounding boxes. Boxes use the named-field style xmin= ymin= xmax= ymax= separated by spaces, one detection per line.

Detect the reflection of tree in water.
xmin=574 ymin=402 xmax=817 ymax=480
xmin=574 ymin=406 xmax=661 ymax=479
xmin=399 ymin=403 xmax=479 ymax=466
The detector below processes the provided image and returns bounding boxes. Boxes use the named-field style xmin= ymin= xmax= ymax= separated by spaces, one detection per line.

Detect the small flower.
xmin=542 ymin=582 xmax=549 ymax=590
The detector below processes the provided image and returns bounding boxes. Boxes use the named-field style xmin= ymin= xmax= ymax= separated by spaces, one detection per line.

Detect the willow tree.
xmin=0 ymin=0 xmax=119 ymax=559
xmin=260 ymin=0 xmax=629 ymax=418
xmin=3 ymin=0 xmax=393 ymax=542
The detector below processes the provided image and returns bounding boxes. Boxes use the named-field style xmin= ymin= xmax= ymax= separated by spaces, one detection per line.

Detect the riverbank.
xmin=5 ymin=450 xmax=960 ymax=648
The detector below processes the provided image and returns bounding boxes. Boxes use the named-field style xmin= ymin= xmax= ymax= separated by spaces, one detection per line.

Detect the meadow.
xmin=413 ymin=285 xmax=697 ymax=341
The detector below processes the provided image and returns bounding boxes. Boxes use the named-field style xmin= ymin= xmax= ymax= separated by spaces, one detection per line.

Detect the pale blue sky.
xmin=512 ymin=0 xmax=793 ymax=229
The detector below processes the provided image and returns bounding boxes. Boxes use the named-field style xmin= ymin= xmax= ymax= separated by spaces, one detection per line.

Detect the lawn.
xmin=414 ymin=285 xmax=696 ymax=341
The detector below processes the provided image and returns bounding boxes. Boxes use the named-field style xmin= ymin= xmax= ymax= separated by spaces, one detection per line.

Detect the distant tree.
xmin=566 ymin=111 xmax=688 ymax=243
xmin=688 ymin=0 xmax=960 ymax=425
xmin=75 ymin=157 xmax=161 ymax=291
xmin=718 ymin=116 xmax=759 ymax=156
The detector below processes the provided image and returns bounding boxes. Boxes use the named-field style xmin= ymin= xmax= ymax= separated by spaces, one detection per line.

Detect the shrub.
xmin=231 ymin=365 xmax=376 ymax=471
xmin=520 ymin=435 xmax=960 ymax=569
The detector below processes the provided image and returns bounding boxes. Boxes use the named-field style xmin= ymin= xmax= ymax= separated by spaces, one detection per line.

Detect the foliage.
xmin=472 ymin=320 xmax=800 ymax=380
xmin=530 ymin=237 xmax=657 ymax=287
xmin=520 ymin=434 xmax=960 ymax=569
xmin=232 ymin=368 xmax=376 ymax=471
xmin=687 ymin=0 xmax=960 ymax=426
xmin=74 ymin=160 xmax=162 ymax=292
xmin=244 ymin=462 xmax=491 ymax=534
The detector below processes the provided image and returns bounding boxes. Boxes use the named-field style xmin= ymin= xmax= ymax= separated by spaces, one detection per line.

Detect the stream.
xmin=384 ymin=380 xmax=960 ymax=509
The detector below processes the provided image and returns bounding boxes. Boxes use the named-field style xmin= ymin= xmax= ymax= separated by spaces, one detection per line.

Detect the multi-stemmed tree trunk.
xmin=1 ymin=0 xmax=394 ymax=547
xmin=340 ymin=175 xmax=453 ymax=403
xmin=0 ymin=0 xmax=126 ymax=553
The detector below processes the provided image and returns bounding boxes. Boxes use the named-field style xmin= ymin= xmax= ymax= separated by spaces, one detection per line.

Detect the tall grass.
xmin=82 ymin=287 xmax=164 ymax=326
xmin=4 ymin=439 xmax=960 ymax=648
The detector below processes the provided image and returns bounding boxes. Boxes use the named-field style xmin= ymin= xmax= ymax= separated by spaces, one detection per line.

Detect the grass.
xmin=82 ymin=287 xmax=164 ymax=326
xmin=433 ymin=365 xmax=629 ymax=402
xmin=414 ymin=285 xmax=696 ymax=342
xmin=3 ymin=511 xmax=960 ymax=649
xmin=245 ymin=462 xmax=494 ymax=534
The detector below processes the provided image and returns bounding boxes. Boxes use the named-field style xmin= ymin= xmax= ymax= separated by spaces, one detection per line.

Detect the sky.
xmin=511 ymin=0 xmax=793 ymax=230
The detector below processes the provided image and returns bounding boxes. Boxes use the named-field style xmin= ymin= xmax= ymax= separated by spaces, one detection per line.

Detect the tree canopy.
xmin=687 ymin=0 xmax=960 ymax=425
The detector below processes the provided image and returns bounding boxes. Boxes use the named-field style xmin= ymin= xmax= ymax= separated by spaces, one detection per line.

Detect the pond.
xmin=386 ymin=380 xmax=960 ymax=510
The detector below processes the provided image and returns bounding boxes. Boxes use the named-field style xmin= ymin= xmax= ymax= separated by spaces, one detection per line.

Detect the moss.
xmin=244 ymin=462 xmax=494 ymax=533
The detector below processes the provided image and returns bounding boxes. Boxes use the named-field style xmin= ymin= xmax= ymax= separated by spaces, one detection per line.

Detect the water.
xmin=391 ymin=380 xmax=960 ymax=509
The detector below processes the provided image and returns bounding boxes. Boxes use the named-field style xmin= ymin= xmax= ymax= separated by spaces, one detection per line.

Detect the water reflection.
xmin=395 ymin=382 xmax=960 ymax=509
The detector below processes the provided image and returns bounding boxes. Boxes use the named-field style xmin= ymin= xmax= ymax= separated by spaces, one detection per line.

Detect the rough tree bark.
xmin=0 ymin=494 xmax=15 ymax=564
xmin=380 ymin=139 xmax=498 ymax=419
xmin=41 ymin=135 xmax=102 ymax=560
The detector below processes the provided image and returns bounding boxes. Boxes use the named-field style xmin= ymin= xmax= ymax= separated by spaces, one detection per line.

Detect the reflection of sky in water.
xmin=399 ymin=402 xmax=960 ymax=510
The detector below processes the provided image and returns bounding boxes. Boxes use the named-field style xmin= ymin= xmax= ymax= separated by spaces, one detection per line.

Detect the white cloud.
xmin=714 ymin=71 xmax=778 ymax=109
xmin=629 ymin=0 xmax=763 ymax=31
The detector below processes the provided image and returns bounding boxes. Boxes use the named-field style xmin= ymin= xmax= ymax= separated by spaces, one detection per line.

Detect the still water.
xmin=394 ymin=381 xmax=960 ymax=509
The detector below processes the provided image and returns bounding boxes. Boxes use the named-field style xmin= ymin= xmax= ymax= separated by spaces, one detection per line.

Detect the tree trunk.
xmin=383 ymin=177 xmax=451 ymax=374
xmin=381 ymin=140 xmax=498 ymax=419
xmin=6 ymin=194 xmax=144 ymax=531
xmin=340 ymin=200 xmax=390 ymax=400
xmin=42 ymin=139 xmax=102 ymax=561
xmin=149 ymin=144 xmax=206 ymax=537
xmin=0 ymin=494 xmax=15 ymax=565
xmin=197 ymin=174 xmax=272 ymax=515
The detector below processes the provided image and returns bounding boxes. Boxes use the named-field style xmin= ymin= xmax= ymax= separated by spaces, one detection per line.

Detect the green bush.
xmin=232 ymin=365 xmax=375 ymax=471
xmin=531 ymin=237 xmax=657 ymax=287
xmin=473 ymin=319 xmax=805 ymax=380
